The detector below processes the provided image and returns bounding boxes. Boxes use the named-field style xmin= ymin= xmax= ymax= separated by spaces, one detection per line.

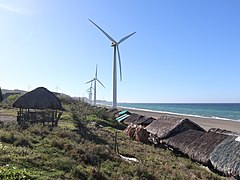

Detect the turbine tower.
xmin=86 ymin=65 xmax=105 ymax=106
xmin=89 ymin=19 xmax=135 ymax=108
xmin=86 ymin=82 xmax=93 ymax=104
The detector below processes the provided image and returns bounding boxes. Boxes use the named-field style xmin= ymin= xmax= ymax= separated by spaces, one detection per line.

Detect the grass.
xmin=0 ymin=108 xmax=17 ymax=116
xmin=0 ymin=98 xmax=228 ymax=179
xmin=0 ymin=122 xmax=226 ymax=179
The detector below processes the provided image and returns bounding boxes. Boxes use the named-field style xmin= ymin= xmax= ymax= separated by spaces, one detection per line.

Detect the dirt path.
xmin=0 ymin=116 xmax=17 ymax=123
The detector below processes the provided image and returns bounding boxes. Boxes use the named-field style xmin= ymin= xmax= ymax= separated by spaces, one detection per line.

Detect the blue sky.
xmin=1 ymin=0 xmax=240 ymax=103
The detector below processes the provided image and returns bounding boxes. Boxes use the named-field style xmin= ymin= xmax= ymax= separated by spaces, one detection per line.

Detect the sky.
xmin=1 ymin=0 xmax=240 ymax=103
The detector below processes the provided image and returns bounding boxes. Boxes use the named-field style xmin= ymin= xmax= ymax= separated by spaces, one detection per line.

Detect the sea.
xmin=117 ymin=103 xmax=240 ymax=122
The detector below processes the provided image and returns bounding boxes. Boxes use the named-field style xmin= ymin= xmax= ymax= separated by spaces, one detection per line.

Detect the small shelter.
xmin=163 ymin=129 xmax=205 ymax=153
xmin=122 ymin=114 xmax=155 ymax=126
xmin=183 ymin=128 xmax=229 ymax=165
xmin=145 ymin=115 xmax=205 ymax=143
xmin=107 ymin=108 xmax=120 ymax=118
xmin=121 ymin=113 xmax=140 ymax=125
xmin=12 ymin=87 xmax=64 ymax=126
xmin=210 ymin=135 xmax=240 ymax=178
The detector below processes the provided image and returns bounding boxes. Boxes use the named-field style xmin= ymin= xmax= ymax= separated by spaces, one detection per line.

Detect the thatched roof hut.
xmin=210 ymin=135 xmax=240 ymax=178
xmin=145 ymin=115 xmax=205 ymax=140
xmin=183 ymin=129 xmax=229 ymax=165
xmin=122 ymin=114 xmax=154 ymax=126
xmin=163 ymin=130 xmax=205 ymax=153
xmin=107 ymin=108 xmax=119 ymax=114
xmin=121 ymin=114 xmax=140 ymax=125
xmin=13 ymin=87 xmax=64 ymax=110
xmin=134 ymin=116 xmax=155 ymax=126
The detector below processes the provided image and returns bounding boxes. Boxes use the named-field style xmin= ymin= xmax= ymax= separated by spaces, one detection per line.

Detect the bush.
xmin=70 ymin=165 xmax=88 ymax=179
xmin=7 ymin=94 xmax=21 ymax=104
xmin=0 ymin=166 xmax=33 ymax=179
xmin=0 ymin=132 xmax=16 ymax=144
xmin=14 ymin=137 xmax=32 ymax=148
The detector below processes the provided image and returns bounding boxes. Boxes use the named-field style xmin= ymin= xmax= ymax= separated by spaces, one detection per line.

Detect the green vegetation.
xmin=0 ymin=97 xmax=226 ymax=179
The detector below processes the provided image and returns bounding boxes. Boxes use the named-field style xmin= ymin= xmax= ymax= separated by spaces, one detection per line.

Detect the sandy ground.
xmin=119 ymin=107 xmax=240 ymax=134
xmin=0 ymin=116 xmax=16 ymax=123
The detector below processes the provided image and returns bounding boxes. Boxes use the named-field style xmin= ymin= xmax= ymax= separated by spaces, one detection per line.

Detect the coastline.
xmin=117 ymin=106 xmax=240 ymax=134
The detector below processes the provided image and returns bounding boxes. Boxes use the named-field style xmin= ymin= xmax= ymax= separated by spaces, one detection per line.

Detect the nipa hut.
xmin=107 ymin=108 xmax=119 ymax=114
xmin=145 ymin=115 xmax=205 ymax=144
xmin=12 ymin=87 xmax=64 ymax=126
xmin=183 ymin=128 xmax=229 ymax=165
xmin=122 ymin=114 xmax=155 ymax=126
xmin=210 ymin=135 xmax=240 ymax=178
xmin=162 ymin=129 xmax=205 ymax=154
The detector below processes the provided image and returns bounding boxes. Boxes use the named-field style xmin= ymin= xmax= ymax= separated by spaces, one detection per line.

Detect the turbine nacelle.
xmin=111 ymin=42 xmax=117 ymax=47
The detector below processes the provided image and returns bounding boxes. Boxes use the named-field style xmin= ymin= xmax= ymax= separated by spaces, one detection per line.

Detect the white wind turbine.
xmin=89 ymin=19 xmax=136 ymax=108
xmin=86 ymin=82 xmax=93 ymax=104
xmin=86 ymin=65 xmax=105 ymax=106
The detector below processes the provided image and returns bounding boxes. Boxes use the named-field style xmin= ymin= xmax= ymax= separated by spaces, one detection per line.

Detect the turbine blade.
xmin=89 ymin=19 xmax=116 ymax=43
xmin=95 ymin=65 xmax=98 ymax=78
xmin=118 ymin=32 xmax=136 ymax=44
xmin=85 ymin=79 xmax=94 ymax=84
xmin=117 ymin=46 xmax=122 ymax=81
xmin=97 ymin=79 xmax=105 ymax=88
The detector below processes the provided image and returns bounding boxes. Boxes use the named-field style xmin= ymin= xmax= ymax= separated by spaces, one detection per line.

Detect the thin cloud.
xmin=0 ymin=3 xmax=28 ymax=15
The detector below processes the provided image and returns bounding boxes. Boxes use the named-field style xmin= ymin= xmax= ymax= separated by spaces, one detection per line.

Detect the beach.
xmin=120 ymin=107 xmax=240 ymax=134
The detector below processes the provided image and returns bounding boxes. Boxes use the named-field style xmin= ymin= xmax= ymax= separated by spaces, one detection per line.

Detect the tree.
xmin=0 ymin=87 xmax=3 ymax=102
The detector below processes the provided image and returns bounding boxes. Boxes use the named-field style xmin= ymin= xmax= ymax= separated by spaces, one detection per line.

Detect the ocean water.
xmin=117 ymin=103 xmax=240 ymax=121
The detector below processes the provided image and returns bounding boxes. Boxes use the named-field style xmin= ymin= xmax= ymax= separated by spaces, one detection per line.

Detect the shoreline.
xmin=115 ymin=106 xmax=240 ymax=134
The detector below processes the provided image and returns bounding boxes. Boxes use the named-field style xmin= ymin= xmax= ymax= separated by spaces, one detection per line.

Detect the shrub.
xmin=0 ymin=166 xmax=33 ymax=179
xmin=14 ymin=137 xmax=32 ymax=148
xmin=0 ymin=132 xmax=16 ymax=144
xmin=70 ymin=165 xmax=88 ymax=179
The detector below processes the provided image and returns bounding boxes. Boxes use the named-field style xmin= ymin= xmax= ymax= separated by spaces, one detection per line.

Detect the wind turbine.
xmin=86 ymin=82 xmax=94 ymax=104
xmin=27 ymin=84 xmax=32 ymax=91
xmin=86 ymin=65 xmax=105 ymax=106
xmin=89 ymin=19 xmax=135 ymax=108
xmin=56 ymin=84 xmax=60 ymax=93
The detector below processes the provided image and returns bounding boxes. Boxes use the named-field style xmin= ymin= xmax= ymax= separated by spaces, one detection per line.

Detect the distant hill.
xmin=1 ymin=88 xmax=112 ymax=105
xmin=2 ymin=89 xmax=27 ymax=94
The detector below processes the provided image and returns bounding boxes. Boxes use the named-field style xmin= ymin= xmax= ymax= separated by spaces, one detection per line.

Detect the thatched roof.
xmin=145 ymin=115 xmax=205 ymax=139
xmin=107 ymin=108 xmax=120 ymax=115
xmin=183 ymin=129 xmax=229 ymax=165
xmin=163 ymin=130 xmax=205 ymax=153
xmin=121 ymin=113 xmax=154 ymax=126
xmin=134 ymin=116 xmax=155 ymax=126
xmin=210 ymin=135 xmax=240 ymax=178
xmin=121 ymin=114 xmax=140 ymax=125
xmin=12 ymin=87 xmax=64 ymax=110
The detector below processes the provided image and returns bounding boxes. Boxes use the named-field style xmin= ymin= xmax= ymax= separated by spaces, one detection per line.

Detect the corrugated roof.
xmin=118 ymin=110 xmax=129 ymax=115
